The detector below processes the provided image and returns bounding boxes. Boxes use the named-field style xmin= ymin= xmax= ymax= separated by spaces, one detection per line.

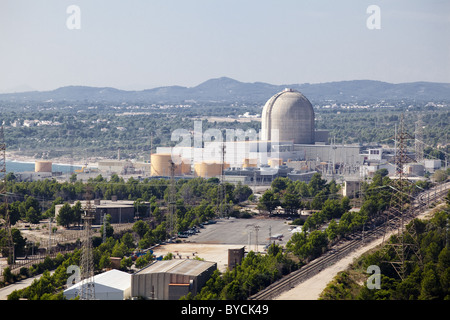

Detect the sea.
xmin=6 ymin=160 xmax=81 ymax=173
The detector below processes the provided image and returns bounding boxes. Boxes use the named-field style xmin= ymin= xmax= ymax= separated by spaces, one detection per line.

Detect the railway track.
xmin=249 ymin=181 xmax=450 ymax=300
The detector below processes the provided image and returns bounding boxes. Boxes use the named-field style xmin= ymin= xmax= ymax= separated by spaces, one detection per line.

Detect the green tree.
xmin=133 ymin=220 xmax=150 ymax=238
xmin=259 ymin=190 xmax=280 ymax=214
xmin=26 ymin=207 xmax=40 ymax=224
xmin=134 ymin=198 xmax=148 ymax=219
xmin=72 ymin=201 xmax=82 ymax=226
xmin=56 ymin=203 xmax=73 ymax=228
xmin=419 ymin=263 xmax=441 ymax=299
xmin=281 ymin=192 xmax=301 ymax=214
xmin=326 ymin=219 xmax=339 ymax=241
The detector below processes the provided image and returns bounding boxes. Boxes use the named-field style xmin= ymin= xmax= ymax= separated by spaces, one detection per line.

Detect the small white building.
xmin=64 ymin=269 xmax=131 ymax=300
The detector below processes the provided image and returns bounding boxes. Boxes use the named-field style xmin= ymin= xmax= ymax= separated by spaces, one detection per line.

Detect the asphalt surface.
xmin=186 ymin=217 xmax=295 ymax=248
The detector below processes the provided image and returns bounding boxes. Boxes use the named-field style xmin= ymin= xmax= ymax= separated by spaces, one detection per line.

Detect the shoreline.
xmin=5 ymin=151 xmax=93 ymax=167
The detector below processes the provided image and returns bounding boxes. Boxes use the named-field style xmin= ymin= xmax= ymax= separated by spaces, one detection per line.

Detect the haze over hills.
xmin=1 ymin=77 xmax=450 ymax=104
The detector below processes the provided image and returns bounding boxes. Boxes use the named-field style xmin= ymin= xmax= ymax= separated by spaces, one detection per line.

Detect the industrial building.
xmin=131 ymin=259 xmax=217 ymax=300
xmin=150 ymin=88 xmax=362 ymax=182
xmin=55 ymin=199 xmax=141 ymax=224
xmin=98 ymin=160 xmax=152 ymax=175
xmin=63 ymin=269 xmax=131 ymax=300
xmin=91 ymin=89 xmax=441 ymax=184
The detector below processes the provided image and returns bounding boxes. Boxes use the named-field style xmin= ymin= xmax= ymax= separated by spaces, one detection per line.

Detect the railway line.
xmin=249 ymin=181 xmax=450 ymax=300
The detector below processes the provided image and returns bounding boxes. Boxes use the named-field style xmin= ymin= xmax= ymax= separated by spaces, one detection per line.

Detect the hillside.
xmin=1 ymin=77 xmax=450 ymax=104
xmin=320 ymin=193 xmax=450 ymax=300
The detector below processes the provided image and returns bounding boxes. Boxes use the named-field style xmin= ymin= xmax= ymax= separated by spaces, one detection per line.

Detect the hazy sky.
xmin=1 ymin=0 xmax=449 ymax=92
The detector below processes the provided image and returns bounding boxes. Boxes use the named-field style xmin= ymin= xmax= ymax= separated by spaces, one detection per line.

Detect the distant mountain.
xmin=1 ymin=77 xmax=449 ymax=104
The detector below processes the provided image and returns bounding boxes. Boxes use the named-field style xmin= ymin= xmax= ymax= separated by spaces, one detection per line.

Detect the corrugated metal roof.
xmin=135 ymin=259 xmax=216 ymax=277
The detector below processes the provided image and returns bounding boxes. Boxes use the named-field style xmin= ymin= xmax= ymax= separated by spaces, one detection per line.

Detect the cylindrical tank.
xmin=151 ymin=153 xmax=182 ymax=176
xmin=194 ymin=162 xmax=227 ymax=178
xmin=180 ymin=159 xmax=192 ymax=175
xmin=242 ymin=158 xmax=257 ymax=168
xmin=35 ymin=161 xmax=52 ymax=173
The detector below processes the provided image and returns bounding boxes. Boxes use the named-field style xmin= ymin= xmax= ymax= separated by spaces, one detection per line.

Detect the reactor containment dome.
xmin=261 ymin=88 xmax=315 ymax=144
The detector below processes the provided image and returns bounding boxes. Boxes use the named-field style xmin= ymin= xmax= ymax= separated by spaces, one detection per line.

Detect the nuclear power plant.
xmin=89 ymin=89 xmax=439 ymax=185
xmin=147 ymin=88 xmax=364 ymax=184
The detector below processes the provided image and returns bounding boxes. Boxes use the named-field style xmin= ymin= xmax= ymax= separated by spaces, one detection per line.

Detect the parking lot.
xmin=152 ymin=217 xmax=296 ymax=270
xmin=187 ymin=217 xmax=294 ymax=248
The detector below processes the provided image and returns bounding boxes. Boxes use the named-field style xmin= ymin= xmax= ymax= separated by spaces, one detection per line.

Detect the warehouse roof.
xmin=135 ymin=259 xmax=216 ymax=277
xmin=64 ymin=269 xmax=131 ymax=293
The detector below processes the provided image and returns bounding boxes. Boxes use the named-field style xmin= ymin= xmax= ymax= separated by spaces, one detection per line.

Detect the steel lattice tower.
xmin=0 ymin=126 xmax=14 ymax=265
xmin=217 ymin=142 xmax=227 ymax=218
xmin=382 ymin=115 xmax=423 ymax=280
xmin=415 ymin=115 xmax=424 ymax=163
xmin=167 ymin=160 xmax=177 ymax=239
xmin=79 ymin=198 xmax=95 ymax=300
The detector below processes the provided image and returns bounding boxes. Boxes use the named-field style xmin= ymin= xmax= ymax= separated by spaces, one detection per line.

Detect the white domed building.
xmin=261 ymin=88 xmax=315 ymax=144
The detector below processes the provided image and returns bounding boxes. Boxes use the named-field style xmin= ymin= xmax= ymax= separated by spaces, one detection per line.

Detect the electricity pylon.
xmin=382 ymin=115 xmax=423 ymax=280
xmin=79 ymin=194 xmax=95 ymax=300
xmin=167 ymin=160 xmax=177 ymax=239
xmin=217 ymin=142 xmax=227 ymax=218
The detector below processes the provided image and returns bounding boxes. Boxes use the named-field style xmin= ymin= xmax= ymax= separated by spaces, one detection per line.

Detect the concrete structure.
xmin=35 ymin=161 xmax=52 ymax=172
xmin=15 ymin=171 xmax=53 ymax=182
xmin=228 ymin=247 xmax=245 ymax=270
xmin=243 ymin=158 xmax=258 ymax=168
xmin=261 ymin=88 xmax=315 ymax=144
xmin=268 ymin=158 xmax=283 ymax=167
xmin=55 ymin=199 xmax=139 ymax=224
xmin=424 ymin=159 xmax=441 ymax=173
xmin=405 ymin=163 xmax=425 ymax=176
xmin=343 ymin=180 xmax=361 ymax=198
xmin=64 ymin=269 xmax=131 ymax=300
xmin=131 ymin=259 xmax=217 ymax=300
xmin=98 ymin=160 xmax=152 ymax=175
xmin=287 ymin=171 xmax=317 ymax=183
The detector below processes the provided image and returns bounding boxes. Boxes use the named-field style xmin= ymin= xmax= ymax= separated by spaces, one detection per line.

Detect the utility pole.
xmin=246 ymin=224 xmax=260 ymax=253
xmin=255 ymin=225 xmax=260 ymax=253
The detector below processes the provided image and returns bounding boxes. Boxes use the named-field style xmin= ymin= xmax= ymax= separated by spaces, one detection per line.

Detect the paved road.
xmin=0 ymin=271 xmax=55 ymax=300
